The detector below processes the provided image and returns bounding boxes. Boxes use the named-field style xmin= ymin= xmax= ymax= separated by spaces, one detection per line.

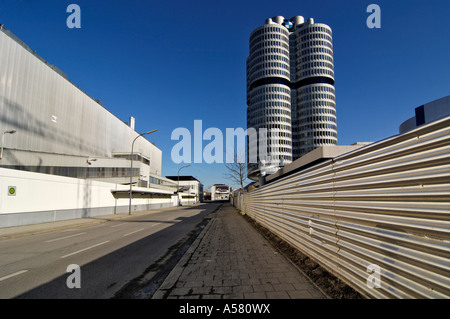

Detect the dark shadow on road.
xmin=107 ymin=219 xmax=178 ymax=224
xmin=13 ymin=202 xmax=222 ymax=299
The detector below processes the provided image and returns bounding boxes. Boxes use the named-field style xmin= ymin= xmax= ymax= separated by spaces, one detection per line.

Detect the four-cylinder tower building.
xmin=247 ymin=15 xmax=337 ymax=180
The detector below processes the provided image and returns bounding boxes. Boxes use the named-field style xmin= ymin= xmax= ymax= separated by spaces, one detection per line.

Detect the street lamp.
xmin=177 ymin=164 xmax=190 ymax=206
xmin=1 ymin=129 xmax=16 ymax=160
xmin=129 ymin=129 xmax=157 ymax=215
xmin=86 ymin=158 xmax=97 ymax=165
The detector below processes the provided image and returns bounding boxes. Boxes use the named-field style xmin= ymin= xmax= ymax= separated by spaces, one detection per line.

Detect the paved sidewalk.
xmin=152 ymin=203 xmax=327 ymax=299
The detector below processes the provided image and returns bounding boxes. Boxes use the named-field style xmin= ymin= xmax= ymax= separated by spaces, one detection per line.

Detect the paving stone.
xmin=273 ymin=283 xmax=296 ymax=291
xmin=182 ymin=281 xmax=204 ymax=288
xmin=170 ymin=287 xmax=192 ymax=296
xmin=266 ymin=291 xmax=291 ymax=299
xmin=232 ymin=285 xmax=254 ymax=293
xmin=244 ymin=292 xmax=267 ymax=299
xmin=201 ymin=294 xmax=222 ymax=299
xmin=287 ymin=290 xmax=315 ymax=299
xmin=224 ymin=293 xmax=244 ymax=299
xmin=252 ymin=283 xmax=274 ymax=292
xmin=191 ymin=286 xmax=213 ymax=295
xmin=259 ymin=277 xmax=281 ymax=285
xmin=240 ymin=278 xmax=261 ymax=286
xmin=211 ymin=286 xmax=233 ymax=294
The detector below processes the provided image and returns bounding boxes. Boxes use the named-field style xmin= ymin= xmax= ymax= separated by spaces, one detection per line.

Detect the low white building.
xmin=211 ymin=184 xmax=230 ymax=201
xmin=166 ymin=176 xmax=204 ymax=205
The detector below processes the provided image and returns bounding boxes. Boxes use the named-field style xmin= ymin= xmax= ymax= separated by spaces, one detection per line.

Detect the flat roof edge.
xmin=265 ymin=145 xmax=366 ymax=184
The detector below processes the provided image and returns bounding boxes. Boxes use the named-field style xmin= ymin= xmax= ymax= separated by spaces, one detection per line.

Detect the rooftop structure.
xmin=399 ymin=95 xmax=450 ymax=134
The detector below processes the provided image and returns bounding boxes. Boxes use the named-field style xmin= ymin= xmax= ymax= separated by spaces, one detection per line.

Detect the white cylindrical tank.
xmin=293 ymin=16 xmax=304 ymax=25
xmin=272 ymin=16 xmax=284 ymax=24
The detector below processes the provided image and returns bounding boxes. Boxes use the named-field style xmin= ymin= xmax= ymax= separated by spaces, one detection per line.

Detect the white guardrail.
xmin=237 ymin=116 xmax=450 ymax=298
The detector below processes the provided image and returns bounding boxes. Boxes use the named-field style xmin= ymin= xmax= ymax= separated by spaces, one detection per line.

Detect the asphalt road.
xmin=0 ymin=202 xmax=221 ymax=299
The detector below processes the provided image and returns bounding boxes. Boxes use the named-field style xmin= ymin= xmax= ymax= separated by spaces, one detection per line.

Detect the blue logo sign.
xmin=283 ymin=20 xmax=294 ymax=30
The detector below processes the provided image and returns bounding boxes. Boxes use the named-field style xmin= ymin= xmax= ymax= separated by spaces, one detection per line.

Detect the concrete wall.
xmin=0 ymin=168 xmax=176 ymax=228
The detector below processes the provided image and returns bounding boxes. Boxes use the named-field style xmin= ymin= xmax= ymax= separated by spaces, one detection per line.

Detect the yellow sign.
xmin=8 ymin=186 xmax=16 ymax=196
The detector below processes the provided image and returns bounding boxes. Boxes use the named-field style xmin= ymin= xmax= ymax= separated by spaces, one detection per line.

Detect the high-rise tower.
xmin=247 ymin=15 xmax=337 ymax=180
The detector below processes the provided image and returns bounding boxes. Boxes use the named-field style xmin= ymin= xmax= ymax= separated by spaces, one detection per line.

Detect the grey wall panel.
xmin=0 ymin=30 xmax=161 ymax=172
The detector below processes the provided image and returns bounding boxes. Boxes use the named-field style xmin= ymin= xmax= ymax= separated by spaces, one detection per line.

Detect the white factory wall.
xmin=0 ymin=168 xmax=176 ymax=228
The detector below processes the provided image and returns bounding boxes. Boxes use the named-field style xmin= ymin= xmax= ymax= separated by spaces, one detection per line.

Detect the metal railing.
xmin=238 ymin=116 xmax=450 ymax=298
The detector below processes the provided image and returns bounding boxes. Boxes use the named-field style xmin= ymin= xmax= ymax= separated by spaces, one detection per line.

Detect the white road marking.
xmin=60 ymin=241 xmax=110 ymax=259
xmin=111 ymin=223 xmax=127 ymax=228
xmin=123 ymin=228 xmax=145 ymax=237
xmin=0 ymin=270 xmax=28 ymax=282
xmin=60 ymin=228 xmax=80 ymax=232
xmin=45 ymin=232 xmax=86 ymax=243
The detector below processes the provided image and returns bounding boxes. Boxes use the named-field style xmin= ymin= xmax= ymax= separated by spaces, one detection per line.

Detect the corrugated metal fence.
xmin=235 ymin=116 xmax=450 ymax=298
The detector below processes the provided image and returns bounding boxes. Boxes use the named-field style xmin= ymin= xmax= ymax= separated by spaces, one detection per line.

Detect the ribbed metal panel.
xmin=0 ymin=29 xmax=161 ymax=167
xmin=241 ymin=116 xmax=450 ymax=298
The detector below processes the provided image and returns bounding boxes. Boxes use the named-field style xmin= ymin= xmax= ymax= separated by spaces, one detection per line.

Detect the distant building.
xmin=211 ymin=184 xmax=230 ymax=200
xmin=166 ymin=176 xmax=204 ymax=204
xmin=399 ymin=95 xmax=450 ymax=134
xmin=203 ymin=191 xmax=211 ymax=201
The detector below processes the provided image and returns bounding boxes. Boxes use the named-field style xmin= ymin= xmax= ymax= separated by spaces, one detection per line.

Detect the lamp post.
xmin=129 ymin=129 xmax=157 ymax=215
xmin=86 ymin=158 xmax=97 ymax=165
xmin=177 ymin=164 xmax=190 ymax=206
xmin=1 ymin=129 xmax=16 ymax=160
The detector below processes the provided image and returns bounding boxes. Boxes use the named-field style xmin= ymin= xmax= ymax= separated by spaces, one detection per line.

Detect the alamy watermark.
xmin=66 ymin=264 xmax=81 ymax=288
xmin=66 ymin=4 xmax=381 ymax=30
xmin=66 ymin=4 xmax=81 ymax=29
xmin=366 ymin=4 xmax=381 ymax=29
xmin=366 ymin=264 xmax=382 ymax=288
xmin=171 ymin=120 xmax=283 ymax=167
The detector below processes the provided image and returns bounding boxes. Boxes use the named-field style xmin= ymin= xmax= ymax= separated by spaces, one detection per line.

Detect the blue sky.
xmin=1 ymin=0 xmax=449 ymax=190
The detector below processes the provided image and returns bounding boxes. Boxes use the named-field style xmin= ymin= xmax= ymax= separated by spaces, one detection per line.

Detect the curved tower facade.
xmin=247 ymin=18 xmax=293 ymax=179
xmin=247 ymin=16 xmax=337 ymax=180
xmin=292 ymin=18 xmax=337 ymax=158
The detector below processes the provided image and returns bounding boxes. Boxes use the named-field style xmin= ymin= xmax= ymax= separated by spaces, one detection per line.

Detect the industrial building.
xmin=0 ymin=25 xmax=164 ymax=185
xmin=0 ymin=25 xmax=184 ymax=227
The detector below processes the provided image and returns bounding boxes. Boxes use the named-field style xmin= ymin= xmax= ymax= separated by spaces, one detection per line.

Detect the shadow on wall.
xmin=0 ymin=97 xmax=105 ymax=156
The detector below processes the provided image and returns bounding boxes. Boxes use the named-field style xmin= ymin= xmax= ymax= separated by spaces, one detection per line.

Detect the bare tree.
xmin=223 ymin=151 xmax=249 ymax=192
xmin=223 ymin=149 xmax=250 ymax=213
